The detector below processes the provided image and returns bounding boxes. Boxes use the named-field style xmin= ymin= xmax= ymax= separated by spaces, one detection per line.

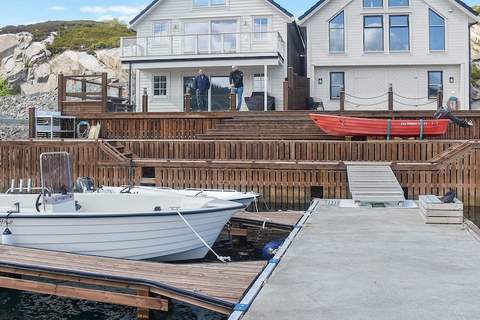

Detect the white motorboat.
xmin=94 ymin=185 xmax=259 ymax=208
xmin=0 ymin=152 xmax=244 ymax=261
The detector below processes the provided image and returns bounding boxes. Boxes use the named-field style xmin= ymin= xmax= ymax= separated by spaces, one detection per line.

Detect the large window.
xmin=363 ymin=0 xmax=383 ymax=8
xmin=211 ymin=20 xmax=237 ymax=52
xmin=429 ymin=9 xmax=445 ymax=51
xmin=330 ymin=72 xmax=345 ymax=100
xmin=329 ymin=11 xmax=345 ymax=53
xmin=193 ymin=0 xmax=226 ymax=7
xmin=389 ymin=0 xmax=408 ymax=7
xmin=153 ymin=75 xmax=167 ymax=96
xmin=253 ymin=74 xmax=265 ymax=92
xmin=428 ymin=71 xmax=443 ymax=99
xmin=364 ymin=16 xmax=384 ymax=52
xmin=389 ymin=15 xmax=409 ymax=51
xmin=254 ymin=18 xmax=270 ymax=40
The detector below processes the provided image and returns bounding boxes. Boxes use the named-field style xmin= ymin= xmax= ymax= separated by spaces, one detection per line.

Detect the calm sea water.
xmin=0 ymin=237 xmax=274 ymax=320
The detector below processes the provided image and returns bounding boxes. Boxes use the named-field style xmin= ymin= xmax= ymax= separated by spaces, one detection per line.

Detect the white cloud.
xmin=49 ymin=5 xmax=66 ymax=11
xmin=80 ymin=5 xmax=145 ymax=15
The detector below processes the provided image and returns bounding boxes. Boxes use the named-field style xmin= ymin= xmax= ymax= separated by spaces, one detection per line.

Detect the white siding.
xmin=314 ymin=65 xmax=461 ymax=111
xmin=302 ymin=0 xmax=475 ymax=110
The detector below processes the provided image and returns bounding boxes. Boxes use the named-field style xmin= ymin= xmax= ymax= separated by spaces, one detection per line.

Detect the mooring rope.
xmin=393 ymin=92 xmax=431 ymax=100
xmin=344 ymin=99 xmax=389 ymax=108
xmin=345 ymin=92 xmax=388 ymax=100
xmin=393 ymin=99 xmax=437 ymax=108
xmin=176 ymin=210 xmax=231 ymax=263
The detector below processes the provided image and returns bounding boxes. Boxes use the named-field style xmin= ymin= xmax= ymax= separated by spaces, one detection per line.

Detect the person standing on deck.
xmin=194 ymin=69 xmax=210 ymax=111
xmin=230 ymin=66 xmax=244 ymax=111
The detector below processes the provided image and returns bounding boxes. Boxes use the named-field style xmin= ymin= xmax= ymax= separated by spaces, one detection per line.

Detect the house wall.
xmin=314 ymin=65 xmax=461 ymax=111
xmin=136 ymin=65 xmax=284 ymax=112
xmin=301 ymin=0 xmax=475 ymax=110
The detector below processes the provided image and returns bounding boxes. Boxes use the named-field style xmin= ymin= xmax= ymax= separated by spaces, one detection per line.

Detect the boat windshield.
xmin=40 ymin=152 xmax=74 ymax=195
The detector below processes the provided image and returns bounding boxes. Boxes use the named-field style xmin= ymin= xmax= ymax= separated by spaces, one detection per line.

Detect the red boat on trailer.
xmin=310 ymin=114 xmax=450 ymax=138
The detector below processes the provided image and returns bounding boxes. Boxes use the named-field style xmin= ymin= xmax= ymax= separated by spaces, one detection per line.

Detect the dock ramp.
xmin=346 ymin=162 xmax=405 ymax=205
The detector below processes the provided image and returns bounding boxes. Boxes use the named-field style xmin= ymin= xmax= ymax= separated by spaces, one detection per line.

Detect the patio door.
xmin=211 ymin=76 xmax=231 ymax=111
xmin=211 ymin=20 xmax=238 ymax=53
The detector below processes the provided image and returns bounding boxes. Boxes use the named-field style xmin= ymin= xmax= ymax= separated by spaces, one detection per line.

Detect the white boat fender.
xmin=2 ymin=228 xmax=13 ymax=246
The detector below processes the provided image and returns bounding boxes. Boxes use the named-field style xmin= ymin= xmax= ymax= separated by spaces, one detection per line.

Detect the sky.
xmin=0 ymin=0 xmax=478 ymax=27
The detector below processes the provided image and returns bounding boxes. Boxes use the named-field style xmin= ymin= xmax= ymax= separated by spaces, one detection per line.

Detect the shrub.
xmin=472 ymin=64 xmax=480 ymax=86
xmin=0 ymin=78 xmax=14 ymax=97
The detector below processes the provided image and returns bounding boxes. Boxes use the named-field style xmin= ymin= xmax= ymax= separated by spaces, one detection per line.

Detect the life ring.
xmin=76 ymin=121 xmax=91 ymax=139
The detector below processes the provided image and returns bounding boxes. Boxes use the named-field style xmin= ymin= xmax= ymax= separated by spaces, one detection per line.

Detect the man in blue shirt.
xmin=194 ymin=69 xmax=210 ymax=111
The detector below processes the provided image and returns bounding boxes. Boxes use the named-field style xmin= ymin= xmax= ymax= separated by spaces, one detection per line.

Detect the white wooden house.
xmin=299 ymin=0 xmax=479 ymax=111
xmin=121 ymin=0 xmax=297 ymax=112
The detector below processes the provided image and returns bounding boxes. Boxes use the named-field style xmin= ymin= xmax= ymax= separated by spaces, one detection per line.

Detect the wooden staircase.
xmin=107 ymin=141 xmax=137 ymax=160
xmin=198 ymin=113 xmax=343 ymax=140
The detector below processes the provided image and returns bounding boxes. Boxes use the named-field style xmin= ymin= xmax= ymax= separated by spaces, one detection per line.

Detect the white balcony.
xmin=120 ymin=32 xmax=286 ymax=61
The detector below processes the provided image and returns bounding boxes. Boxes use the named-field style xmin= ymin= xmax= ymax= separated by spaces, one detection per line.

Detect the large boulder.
xmin=0 ymin=34 xmax=19 ymax=62
xmin=50 ymin=50 xmax=107 ymax=75
xmin=24 ymin=42 xmax=50 ymax=66
xmin=95 ymin=48 xmax=128 ymax=82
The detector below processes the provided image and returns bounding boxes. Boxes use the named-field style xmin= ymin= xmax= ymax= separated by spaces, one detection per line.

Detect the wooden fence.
xmin=1 ymin=140 xmax=480 ymax=220
xmin=283 ymin=67 xmax=310 ymax=110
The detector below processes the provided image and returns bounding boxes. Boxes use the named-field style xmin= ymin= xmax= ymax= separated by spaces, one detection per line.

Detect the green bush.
xmin=472 ymin=64 xmax=480 ymax=86
xmin=0 ymin=78 xmax=14 ymax=97
xmin=47 ymin=20 xmax=136 ymax=54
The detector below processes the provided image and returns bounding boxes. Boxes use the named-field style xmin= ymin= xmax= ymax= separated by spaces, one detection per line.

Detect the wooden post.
xmin=437 ymin=87 xmax=444 ymax=108
xmin=142 ymin=88 xmax=149 ymax=113
xmin=184 ymin=93 xmax=191 ymax=112
xmin=339 ymin=86 xmax=345 ymax=112
xmin=230 ymin=92 xmax=237 ymax=112
xmin=81 ymin=79 xmax=87 ymax=101
xmin=28 ymin=107 xmax=36 ymax=139
xmin=283 ymin=80 xmax=289 ymax=111
xmin=137 ymin=288 xmax=151 ymax=320
xmin=388 ymin=83 xmax=394 ymax=116
xmin=118 ymin=86 xmax=123 ymax=99
xmin=101 ymin=72 xmax=108 ymax=112
xmin=57 ymin=73 xmax=64 ymax=114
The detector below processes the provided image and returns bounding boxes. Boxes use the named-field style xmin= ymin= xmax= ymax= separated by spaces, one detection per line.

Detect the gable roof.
xmin=130 ymin=0 xmax=293 ymax=26
xmin=299 ymin=0 xmax=478 ymax=22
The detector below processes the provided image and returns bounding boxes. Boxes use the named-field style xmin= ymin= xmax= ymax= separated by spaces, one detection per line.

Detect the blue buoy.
xmin=262 ymin=239 xmax=285 ymax=260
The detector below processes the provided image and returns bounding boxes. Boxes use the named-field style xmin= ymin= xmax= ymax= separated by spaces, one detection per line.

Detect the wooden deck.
xmin=232 ymin=211 xmax=304 ymax=231
xmin=0 ymin=245 xmax=266 ymax=317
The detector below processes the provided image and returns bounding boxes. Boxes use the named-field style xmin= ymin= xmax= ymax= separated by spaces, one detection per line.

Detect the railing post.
xmin=283 ymin=79 xmax=290 ymax=111
xmin=184 ymin=93 xmax=192 ymax=112
xmin=437 ymin=87 xmax=444 ymax=108
xmin=142 ymin=88 xmax=149 ymax=113
xmin=28 ymin=107 xmax=36 ymax=139
xmin=81 ymin=79 xmax=87 ymax=101
xmin=101 ymin=72 xmax=108 ymax=112
xmin=339 ymin=86 xmax=345 ymax=112
xmin=57 ymin=73 xmax=65 ymax=114
xmin=230 ymin=91 xmax=237 ymax=112
xmin=388 ymin=83 xmax=394 ymax=112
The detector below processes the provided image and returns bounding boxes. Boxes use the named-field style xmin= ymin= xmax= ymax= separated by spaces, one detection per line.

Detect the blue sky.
xmin=0 ymin=0 xmax=478 ymax=27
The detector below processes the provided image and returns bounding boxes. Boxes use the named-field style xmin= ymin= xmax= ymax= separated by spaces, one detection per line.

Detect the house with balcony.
xmin=122 ymin=0 xmax=303 ymax=112
xmin=299 ymin=0 xmax=479 ymax=111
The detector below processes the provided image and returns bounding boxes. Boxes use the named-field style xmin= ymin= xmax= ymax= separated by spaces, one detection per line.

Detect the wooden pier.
xmin=0 ymin=245 xmax=266 ymax=318
xmin=231 ymin=211 xmax=304 ymax=231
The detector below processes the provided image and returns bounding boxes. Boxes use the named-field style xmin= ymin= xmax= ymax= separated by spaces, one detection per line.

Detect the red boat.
xmin=310 ymin=114 xmax=449 ymax=137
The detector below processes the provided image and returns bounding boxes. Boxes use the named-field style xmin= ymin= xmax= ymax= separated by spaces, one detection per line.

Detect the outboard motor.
xmin=75 ymin=177 xmax=95 ymax=193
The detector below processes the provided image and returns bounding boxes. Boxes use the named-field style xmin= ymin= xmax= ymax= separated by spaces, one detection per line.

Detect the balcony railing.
xmin=121 ymin=32 xmax=285 ymax=59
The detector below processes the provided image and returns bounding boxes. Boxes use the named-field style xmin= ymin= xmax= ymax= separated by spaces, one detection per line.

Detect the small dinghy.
xmin=0 ymin=153 xmax=243 ymax=261
xmin=310 ymin=114 xmax=449 ymax=137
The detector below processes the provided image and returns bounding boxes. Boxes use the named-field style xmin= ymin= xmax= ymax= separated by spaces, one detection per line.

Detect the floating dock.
xmin=231 ymin=211 xmax=304 ymax=231
xmin=241 ymin=202 xmax=480 ymax=320
xmin=0 ymin=245 xmax=266 ymax=318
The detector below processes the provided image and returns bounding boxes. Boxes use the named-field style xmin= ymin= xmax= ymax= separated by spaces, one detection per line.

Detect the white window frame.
xmin=193 ymin=0 xmax=227 ymax=8
xmin=253 ymin=16 xmax=271 ymax=41
xmin=428 ymin=8 xmax=447 ymax=53
xmin=152 ymin=74 xmax=169 ymax=98
xmin=253 ymin=73 xmax=265 ymax=92
xmin=153 ymin=20 xmax=171 ymax=37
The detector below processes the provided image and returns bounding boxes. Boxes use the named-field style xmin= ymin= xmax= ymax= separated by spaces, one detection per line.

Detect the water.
xmin=0 ymin=234 xmax=284 ymax=320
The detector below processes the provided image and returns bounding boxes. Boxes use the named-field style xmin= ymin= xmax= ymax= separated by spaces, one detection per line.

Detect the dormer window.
xmin=193 ymin=0 xmax=226 ymax=7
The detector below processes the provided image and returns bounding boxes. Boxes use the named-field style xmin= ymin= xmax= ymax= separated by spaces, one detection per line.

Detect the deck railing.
xmin=120 ymin=32 xmax=285 ymax=58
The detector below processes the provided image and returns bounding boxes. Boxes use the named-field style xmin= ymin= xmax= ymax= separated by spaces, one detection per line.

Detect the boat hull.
xmin=0 ymin=195 xmax=242 ymax=261
xmin=310 ymin=114 xmax=449 ymax=137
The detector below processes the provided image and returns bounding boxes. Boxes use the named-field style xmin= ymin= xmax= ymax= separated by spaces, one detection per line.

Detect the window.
xmin=330 ymin=72 xmax=345 ymax=100
xmin=364 ymin=16 xmax=384 ymax=52
xmin=153 ymin=75 xmax=167 ymax=96
xmin=253 ymin=74 xmax=265 ymax=92
xmin=428 ymin=71 xmax=443 ymax=99
xmin=153 ymin=21 xmax=169 ymax=37
xmin=429 ymin=9 xmax=445 ymax=51
xmin=389 ymin=15 xmax=409 ymax=51
xmin=389 ymin=0 xmax=408 ymax=7
xmin=329 ymin=11 xmax=345 ymax=53
xmin=254 ymin=18 xmax=269 ymax=40
xmin=193 ymin=0 xmax=225 ymax=7
xmin=363 ymin=0 xmax=383 ymax=8
xmin=211 ymin=20 xmax=237 ymax=52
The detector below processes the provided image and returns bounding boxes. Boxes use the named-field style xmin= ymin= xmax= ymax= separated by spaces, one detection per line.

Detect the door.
xmin=211 ymin=76 xmax=231 ymax=111
xmin=211 ymin=20 xmax=238 ymax=53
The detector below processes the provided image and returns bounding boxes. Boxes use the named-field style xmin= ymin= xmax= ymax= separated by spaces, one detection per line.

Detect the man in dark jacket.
xmin=194 ymin=69 xmax=210 ymax=111
xmin=229 ymin=66 xmax=244 ymax=111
